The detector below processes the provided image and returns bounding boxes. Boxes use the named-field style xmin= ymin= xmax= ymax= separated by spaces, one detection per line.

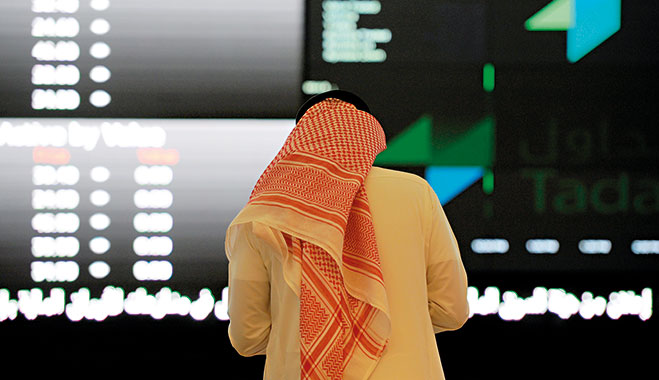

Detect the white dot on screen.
xmin=90 ymin=166 xmax=110 ymax=183
xmin=89 ymin=237 xmax=111 ymax=254
xmin=90 ymin=0 xmax=110 ymax=11
xmin=89 ymin=42 xmax=111 ymax=59
xmin=90 ymin=18 xmax=110 ymax=35
xmin=89 ymin=65 xmax=111 ymax=83
xmin=89 ymin=213 xmax=111 ymax=231
xmin=89 ymin=90 xmax=111 ymax=108
xmin=89 ymin=261 xmax=110 ymax=279
xmin=90 ymin=189 xmax=110 ymax=207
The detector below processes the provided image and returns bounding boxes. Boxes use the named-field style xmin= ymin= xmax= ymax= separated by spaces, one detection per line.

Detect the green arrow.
xmin=432 ymin=116 xmax=494 ymax=167
xmin=375 ymin=115 xmax=495 ymax=167
xmin=525 ymin=0 xmax=573 ymax=31
xmin=375 ymin=114 xmax=432 ymax=166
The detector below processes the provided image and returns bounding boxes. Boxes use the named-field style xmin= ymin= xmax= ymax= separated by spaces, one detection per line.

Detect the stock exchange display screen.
xmin=304 ymin=0 xmax=658 ymax=305
xmin=0 ymin=118 xmax=293 ymax=322
xmin=1 ymin=0 xmax=657 ymax=377
xmin=0 ymin=0 xmax=303 ymax=328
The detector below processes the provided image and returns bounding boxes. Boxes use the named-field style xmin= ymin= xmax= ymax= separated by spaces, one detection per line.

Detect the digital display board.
xmin=0 ymin=118 xmax=294 ymax=322
xmin=0 ymin=0 xmax=303 ymax=118
xmin=303 ymin=3 xmax=658 ymax=375
xmin=1 ymin=0 xmax=657 ymax=377
xmin=303 ymin=0 xmax=659 ymax=275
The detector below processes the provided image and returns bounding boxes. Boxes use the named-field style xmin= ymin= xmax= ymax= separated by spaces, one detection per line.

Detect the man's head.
xmin=295 ymin=90 xmax=371 ymax=123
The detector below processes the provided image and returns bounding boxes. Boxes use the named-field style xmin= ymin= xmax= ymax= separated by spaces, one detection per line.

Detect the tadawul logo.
xmin=525 ymin=0 xmax=621 ymax=62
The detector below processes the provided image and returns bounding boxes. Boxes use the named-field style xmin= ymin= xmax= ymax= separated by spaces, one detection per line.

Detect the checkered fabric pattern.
xmin=248 ymin=98 xmax=390 ymax=380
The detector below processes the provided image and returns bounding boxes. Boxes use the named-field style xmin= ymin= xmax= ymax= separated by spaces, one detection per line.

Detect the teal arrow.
xmin=425 ymin=166 xmax=485 ymax=205
xmin=567 ymin=0 xmax=621 ymax=62
xmin=374 ymin=115 xmax=495 ymax=205
xmin=525 ymin=0 xmax=621 ymax=62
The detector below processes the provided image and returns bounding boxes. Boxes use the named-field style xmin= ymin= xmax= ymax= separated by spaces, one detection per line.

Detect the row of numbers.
xmin=31 ymin=0 xmax=112 ymax=110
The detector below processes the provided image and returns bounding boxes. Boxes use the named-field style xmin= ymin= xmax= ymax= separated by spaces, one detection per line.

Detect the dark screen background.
xmin=1 ymin=1 xmax=657 ymax=378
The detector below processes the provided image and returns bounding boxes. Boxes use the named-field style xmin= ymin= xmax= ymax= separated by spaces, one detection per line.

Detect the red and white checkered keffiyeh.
xmin=239 ymin=98 xmax=391 ymax=379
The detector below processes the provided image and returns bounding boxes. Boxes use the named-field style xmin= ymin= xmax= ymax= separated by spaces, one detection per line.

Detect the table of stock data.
xmin=0 ymin=118 xmax=295 ymax=322
xmin=1 ymin=119 xmax=183 ymax=319
xmin=29 ymin=0 xmax=113 ymax=111
xmin=27 ymin=123 xmax=174 ymax=283
xmin=0 ymin=0 xmax=305 ymax=322
xmin=0 ymin=0 xmax=303 ymax=118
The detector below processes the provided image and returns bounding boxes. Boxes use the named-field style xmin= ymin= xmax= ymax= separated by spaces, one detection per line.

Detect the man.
xmin=225 ymin=90 xmax=469 ymax=379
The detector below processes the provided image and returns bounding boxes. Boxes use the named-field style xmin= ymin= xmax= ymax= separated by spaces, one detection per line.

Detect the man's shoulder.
xmin=366 ymin=166 xmax=431 ymax=189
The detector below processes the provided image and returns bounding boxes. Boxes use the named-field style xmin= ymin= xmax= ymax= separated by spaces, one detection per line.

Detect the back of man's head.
xmin=295 ymin=89 xmax=371 ymax=123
